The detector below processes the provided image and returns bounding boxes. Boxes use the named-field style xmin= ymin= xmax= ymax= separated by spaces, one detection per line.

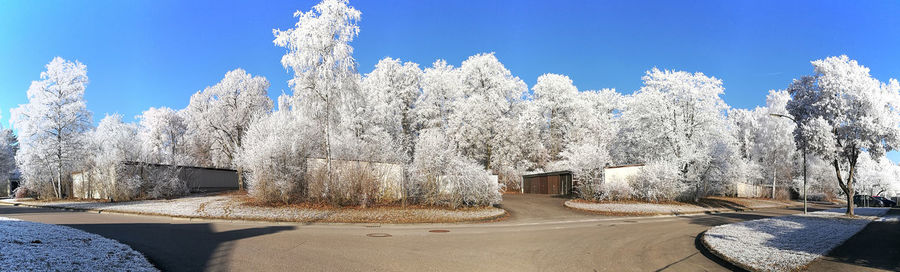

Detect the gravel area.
xmin=565 ymin=197 xmax=796 ymax=215
xmin=0 ymin=216 xmax=157 ymax=271
xmin=6 ymin=195 xmax=506 ymax=224
xmin=702 ymin=207 xmax=890 ymax=272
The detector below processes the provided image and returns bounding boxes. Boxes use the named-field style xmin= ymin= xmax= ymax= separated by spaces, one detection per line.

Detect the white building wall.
xmin=603 ymin=165 xmax=644 ymax=188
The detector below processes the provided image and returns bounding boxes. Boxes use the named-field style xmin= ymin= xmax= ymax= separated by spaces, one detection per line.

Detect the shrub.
xmin=238 ymin=110 xmax=312 ymax=204
xmin=411 ymin=129 xmax=501 ymax=208
xmin=628 ymin=161 xmax=684 ymax=202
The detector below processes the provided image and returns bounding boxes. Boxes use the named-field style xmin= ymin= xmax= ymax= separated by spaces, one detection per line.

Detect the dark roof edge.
xmin=522 ymin=171 xmax=573 ymax=178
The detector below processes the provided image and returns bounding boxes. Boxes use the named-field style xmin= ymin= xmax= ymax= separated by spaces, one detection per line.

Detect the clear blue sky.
xmin=1 ymin=0 xmax=899 ymax=159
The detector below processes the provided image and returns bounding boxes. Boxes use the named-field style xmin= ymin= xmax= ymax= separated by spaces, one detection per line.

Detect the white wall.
xmin=604 ymin=165 xmax=644 ymax=188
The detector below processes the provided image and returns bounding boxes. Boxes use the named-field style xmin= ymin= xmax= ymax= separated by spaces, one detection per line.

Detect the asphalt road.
xmin=0 ymin=195 xmax=840 ymax=272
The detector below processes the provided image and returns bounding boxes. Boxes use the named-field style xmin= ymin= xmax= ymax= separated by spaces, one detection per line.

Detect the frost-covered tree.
xmin=787 ymin=55 xmax=900 ymax=215
xmin=11 ymin=57 xmax=92 ymax=198
xmin=551 ymin=88 xmax=621 ymax=198
xmin=138 ymin=107 xmax=188 ymax=165
xmin=854 ymin=152 xmax=897 ymax=197
xmin=417 ymin=60 xmax=463 ymax=131
xmin=185 ymin=68 xmax=273 ymax=190
xmin=752 ymin=90 xmax=796 ymax=198
xmin=88 ymin=114 xmax=142 ymax=200
xmin=614 ymin=68 xmax=732 ymax=201
xmin=532 ymin=73 xmax=579 ymax=160
xmin=449 ymin=53 xmax=528 ymax=185
xmin=273 ymin=0 xmax=361 ymax=196
xmin=0 ymin=113 xmax=16 ymax=184
xmin=361 ymin=57 xmax=422 ymax=159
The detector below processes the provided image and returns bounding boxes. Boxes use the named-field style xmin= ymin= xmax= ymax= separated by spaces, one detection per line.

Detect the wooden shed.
xmin=522 ymin=171 xmax=573 ymax=195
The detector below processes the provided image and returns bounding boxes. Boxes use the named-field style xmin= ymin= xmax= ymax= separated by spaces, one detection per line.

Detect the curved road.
xmin=0 ymin=195 xmax=821 ymax=271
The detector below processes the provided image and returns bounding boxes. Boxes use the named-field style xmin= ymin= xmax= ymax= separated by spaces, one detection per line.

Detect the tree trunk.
xmin=771 ymin=162 xmax=777 ymax=199
xmin=56 ymin=169 xmax=62 ymax=199
xmin=237 ymin=167 xmax=244 ymax=191
xmin=833 ymin=158 xmax=855 ymax=216
xmin=802 ymin=149 xmax=808 ymax=214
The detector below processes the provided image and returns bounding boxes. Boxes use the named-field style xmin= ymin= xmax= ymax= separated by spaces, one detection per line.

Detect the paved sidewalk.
xmin=805 ymin=208 xmax=900 ymax=271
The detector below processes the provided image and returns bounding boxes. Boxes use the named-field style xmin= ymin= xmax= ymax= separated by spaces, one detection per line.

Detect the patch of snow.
xmin=0 ymin=216 xmax=157 ymax=271
xmin=702 ymin=207 xmax=890 ymax=272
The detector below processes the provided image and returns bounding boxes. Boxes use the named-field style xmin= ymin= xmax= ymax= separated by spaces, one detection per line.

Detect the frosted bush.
xmin=412 ymin=129 xmax=501 ymax=208
xmin=146 ymin=166 xmax=188 ymax=199
xmin=557 ymin=141 xmax=608 ymax=200
xmin=629 ymin=161 xmax=684 ymax=202
xmin=238 ymin=110 xmax=313 ymax=204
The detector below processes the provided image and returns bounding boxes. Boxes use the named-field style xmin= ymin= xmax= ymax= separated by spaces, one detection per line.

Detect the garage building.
xmin=522 ymin=171 xmax=573 ymax=195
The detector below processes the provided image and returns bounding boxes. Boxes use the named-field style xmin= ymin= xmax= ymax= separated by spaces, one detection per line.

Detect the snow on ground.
xmin=564 ymin=197 xmax=795 ymax=215
xmin=0 ymin=216 xmax=157 ymax=272
xmin=702 ymin=207 xmax=890 ymax=272
xmin=11 ymin=195 xmax=506 ymax=224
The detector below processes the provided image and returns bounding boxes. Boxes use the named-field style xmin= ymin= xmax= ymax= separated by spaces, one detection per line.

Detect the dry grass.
xmin=11 ymin=193 xmax=506 ymax=224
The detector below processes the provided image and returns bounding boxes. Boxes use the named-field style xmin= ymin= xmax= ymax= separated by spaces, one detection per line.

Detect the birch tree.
xmin=185 ymin=68 xmax=273 ymax=190
xmin=273 ymin=0 xmax=361 ymax=196
xmin=788 ymin=55 xmax=900 ymax=215
xmin=10 ymin=57 xmax=92 ymax=199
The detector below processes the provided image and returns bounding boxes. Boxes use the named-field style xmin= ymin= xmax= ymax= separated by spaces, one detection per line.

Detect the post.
xmin=802 ymin=148 xmax=808 ymax=214
xmin=772 ymin=159 xmax=777 ymax=199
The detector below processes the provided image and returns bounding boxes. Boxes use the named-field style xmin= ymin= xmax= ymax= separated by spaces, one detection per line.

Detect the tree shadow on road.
xmin=62 ymin=223 xmax=295 ymax=272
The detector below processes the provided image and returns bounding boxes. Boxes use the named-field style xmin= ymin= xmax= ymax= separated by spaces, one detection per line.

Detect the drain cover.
xmin=365 ymin=225 xmax=380 ymax=228
xmin=366 ymin=233 xmax=392 ymax=238
xmin=623 ymin=220 xmax=638 ymax=223
xmin=428 ymin=229 xmax=450 ymax=233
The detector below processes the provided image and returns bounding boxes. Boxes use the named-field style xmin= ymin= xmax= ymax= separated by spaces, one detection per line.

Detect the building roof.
xmin=604 ymin=164 xmax=645 ymax=169
xmin=522 ymin=171 xmax=573 ymax=178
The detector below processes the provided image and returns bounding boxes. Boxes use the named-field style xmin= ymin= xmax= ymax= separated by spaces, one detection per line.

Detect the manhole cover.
xmin=366 ymin=233 xmax=392 ymax=238
xmin=428 ymin=229 xmax=450 ymax=233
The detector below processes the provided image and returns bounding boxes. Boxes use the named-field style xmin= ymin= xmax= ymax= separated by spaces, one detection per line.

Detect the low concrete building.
xmin=522 ymin=171 xmax=573 ymax=195
xmin=72 ymin=161 xmax=238 ymax=199
xmin=602 ymin=164 xmax=645 ymax=189
xmin=732 ymin=181 xmax=764 ymax=198
xmin=0 ymin=172 xmax=21 ymax=198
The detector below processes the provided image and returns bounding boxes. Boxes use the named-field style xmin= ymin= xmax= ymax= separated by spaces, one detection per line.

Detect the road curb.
xmin=562 ymin=199 xmax=802 ymax=217
xmin=0 ymin=199 xmax=510 ymax=226
xmin=699 ymin=230 xmax=755 ymax=272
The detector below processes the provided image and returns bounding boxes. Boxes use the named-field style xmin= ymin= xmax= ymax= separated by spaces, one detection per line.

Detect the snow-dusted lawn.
xmin=702 ymin=208 xmax=890 ymax=272
xmin=0 ymin=217 xmax=156 ymax=272
xmin=9 ymin=195 xmax=506 ymax=224
xmin=565 ymin=197 xmax=795 ymax=215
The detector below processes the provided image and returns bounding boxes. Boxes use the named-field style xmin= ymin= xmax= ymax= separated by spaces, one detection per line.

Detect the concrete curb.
xmin=699 ymin=231 xmax=756 ymax=272
xmin=697 ymin=209 xmax=890 ymax=272
xmin=0 ymin=199 xmax=509 ymax=226
xmin=563 ymin=199 xmax=802 ymax=217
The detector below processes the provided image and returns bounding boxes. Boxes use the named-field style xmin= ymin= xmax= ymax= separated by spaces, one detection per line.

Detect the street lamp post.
xmin=770 ymin=113 xmax=808 ymax=214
